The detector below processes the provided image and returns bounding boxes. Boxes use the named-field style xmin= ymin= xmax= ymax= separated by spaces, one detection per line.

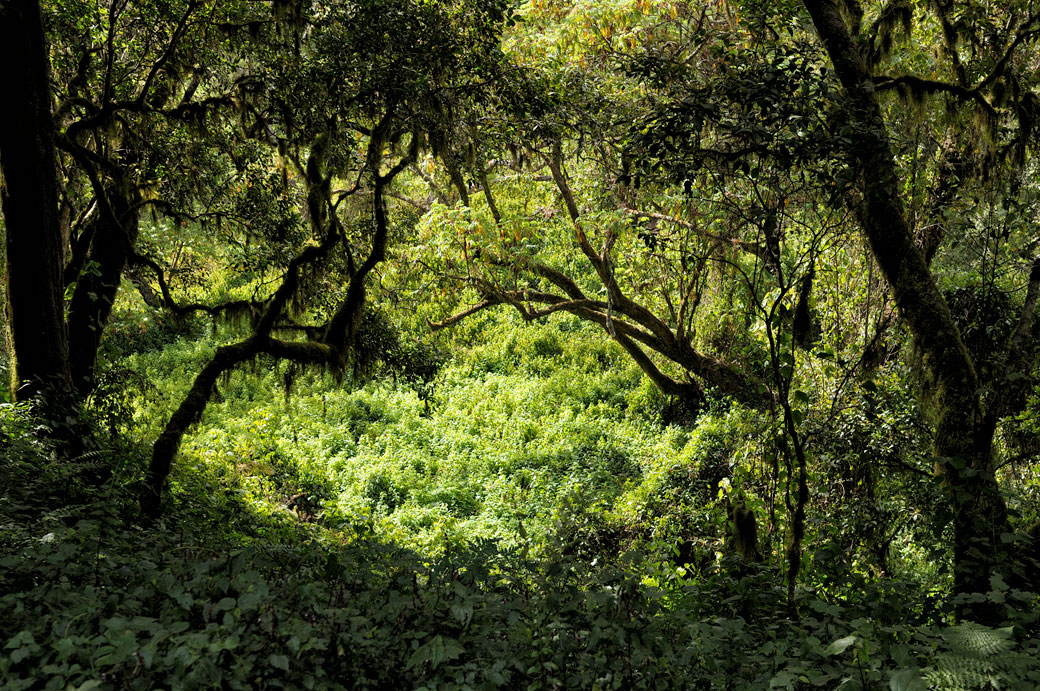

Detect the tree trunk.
xmin=67 ymin=188 xmax=139 ymax=394
xmin=0 ymin=0 xmax=73 ymax=400
xmin=143 ymin=339 xmax=261 ymax=516
xmin=801 ymin=0 xmax=1008 ymax=597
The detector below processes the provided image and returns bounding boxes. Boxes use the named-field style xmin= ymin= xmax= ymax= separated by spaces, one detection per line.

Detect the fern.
xmin=922 ymin=623 xmax=1039 ymax=691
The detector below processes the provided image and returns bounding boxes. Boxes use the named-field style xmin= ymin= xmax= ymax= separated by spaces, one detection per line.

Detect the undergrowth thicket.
xmin=3 ymin=310 xmax=1040 ymax=689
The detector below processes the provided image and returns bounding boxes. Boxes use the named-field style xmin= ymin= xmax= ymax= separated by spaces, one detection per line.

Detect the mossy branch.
xmin=129 ymin=252 xmax=257 ymax=319
xmin=873 ymin=75 xmax=997 ymax=120
xmin=143 ymin=126 xmax=417 ymax=516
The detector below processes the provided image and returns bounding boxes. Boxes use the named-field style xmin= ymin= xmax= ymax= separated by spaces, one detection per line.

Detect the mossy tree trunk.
xmin=0 ymin=0 xmax=73 ymax=401
xmin=802 ymin=0 xmax=1008 ymax=597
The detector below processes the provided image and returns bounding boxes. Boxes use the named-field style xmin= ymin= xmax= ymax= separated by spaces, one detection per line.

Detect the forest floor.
xmin=2 ymin=313 xmax=1039 ymax=689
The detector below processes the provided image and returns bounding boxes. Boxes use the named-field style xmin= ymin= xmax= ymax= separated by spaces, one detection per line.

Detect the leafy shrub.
xmin=4 ymin=403 xmax=1040 ymax=690
xmin=365 ymin=470 xmax=410 ymax=513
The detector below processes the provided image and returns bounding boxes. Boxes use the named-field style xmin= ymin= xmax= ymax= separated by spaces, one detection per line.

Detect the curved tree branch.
xmin=144 ymin=122 xmax=418 ymax=515
xmin=873 ymin=75 xmax=996 ymax=119
xmin=129 ymin=252 xmax=257 ymax=318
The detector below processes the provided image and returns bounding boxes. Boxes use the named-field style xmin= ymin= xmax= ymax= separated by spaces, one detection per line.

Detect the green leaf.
xmin=450 ymin=602 xmax=473 ymax=624
xmin=808 ymin=672 xmax=839 ymax=686
xmin=4 ymin=631 xmax=35 ymax=649
xmin=889 ymin=669 xmax=926 ymax=691
xmin=140 ymin=642 xmax=155 ymax=669
xmin=406 ymin=635 xmax=465 ymax=671
xmin=10 ymin=647 xmax=32 ymax=664
xmin=406 ymin=646 xmax=428 ymax=672
xmin=769 ymin=670 xmax=798 ymax=689
xmin=824 ymin=635 xmax=858 ymax=655
xmin=73 ymin=682 xmax=103 ymax=691
xmin=238 ymin=588 xmax=264 ymax=612
xmin=168 ymin=621 xmax=190 ymax=634
xmin=269 ymin=653 xmax=290 ymax=671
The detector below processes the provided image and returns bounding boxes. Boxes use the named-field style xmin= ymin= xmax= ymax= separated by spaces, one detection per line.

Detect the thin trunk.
xmin=784 ymin=405 xmax=809 ymax=613
xmin=143 ymin=339 xmax=261 ymax=516
xmin=141 ymin=334 xmax=338 ymax=516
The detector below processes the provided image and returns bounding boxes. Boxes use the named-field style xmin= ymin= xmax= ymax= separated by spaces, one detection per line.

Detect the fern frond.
xmin=922 ymin=623 xmax=1039 ymax=691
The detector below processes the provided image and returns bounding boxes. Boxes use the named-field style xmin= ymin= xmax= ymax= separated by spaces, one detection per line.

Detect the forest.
xmin=2 ymin=0 xmax=1040 ymax=687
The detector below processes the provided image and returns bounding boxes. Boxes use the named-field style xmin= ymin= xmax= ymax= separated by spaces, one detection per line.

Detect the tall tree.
xmin=0 ymin=0 xmax=73 ymax=400
xmin=799 ymin=0 xmax=1040 ymax=596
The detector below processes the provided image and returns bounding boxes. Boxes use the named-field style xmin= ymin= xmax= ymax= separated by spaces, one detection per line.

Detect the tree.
xmin=141 ymin=0 xmax=512 ymax=514
xmin=46 ymin=0 xmax=277 ymax=395
xmin=800 ymin=0 xmax=1040 ymax=598
xmin=0 ymin=0 xmax=73 ymax=400
xmin=413 ymin=0 xmax=1040 ymax=598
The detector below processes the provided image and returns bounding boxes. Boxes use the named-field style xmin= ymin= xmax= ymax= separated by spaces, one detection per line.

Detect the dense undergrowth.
xmin=116 ymin=310 xmax=689 ymax=552
xmin=3 ymin=309 xmax=1040 ymax=689
xmin=3 ymin=406 xmax=1040 ymax=690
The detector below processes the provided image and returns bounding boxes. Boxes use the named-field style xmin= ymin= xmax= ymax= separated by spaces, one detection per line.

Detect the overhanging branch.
xmin=873 ymin=75 xmax=996 ymax=119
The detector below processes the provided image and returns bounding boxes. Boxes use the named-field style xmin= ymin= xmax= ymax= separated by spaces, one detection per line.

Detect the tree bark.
xmin=66 ymin=187 xmax=139 ymax=394
xmin=802 ymin=0 xmax=1008 ymax=597
xmin=0 ymin=0 xmax=73 ymax=400
xmin=144 ymin=339 xmax=258 ymax=515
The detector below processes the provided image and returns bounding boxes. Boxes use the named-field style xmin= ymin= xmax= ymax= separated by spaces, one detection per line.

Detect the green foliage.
xmin=7 ymin=302 xmax=1040 ymax=689
xmin=135 ymin=314 xmax=667 ymax=553
xmin=921 ymin=622 xmax=1040 ymax=690
xmin=9 ymin=0 xmax=1040 ymax=687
